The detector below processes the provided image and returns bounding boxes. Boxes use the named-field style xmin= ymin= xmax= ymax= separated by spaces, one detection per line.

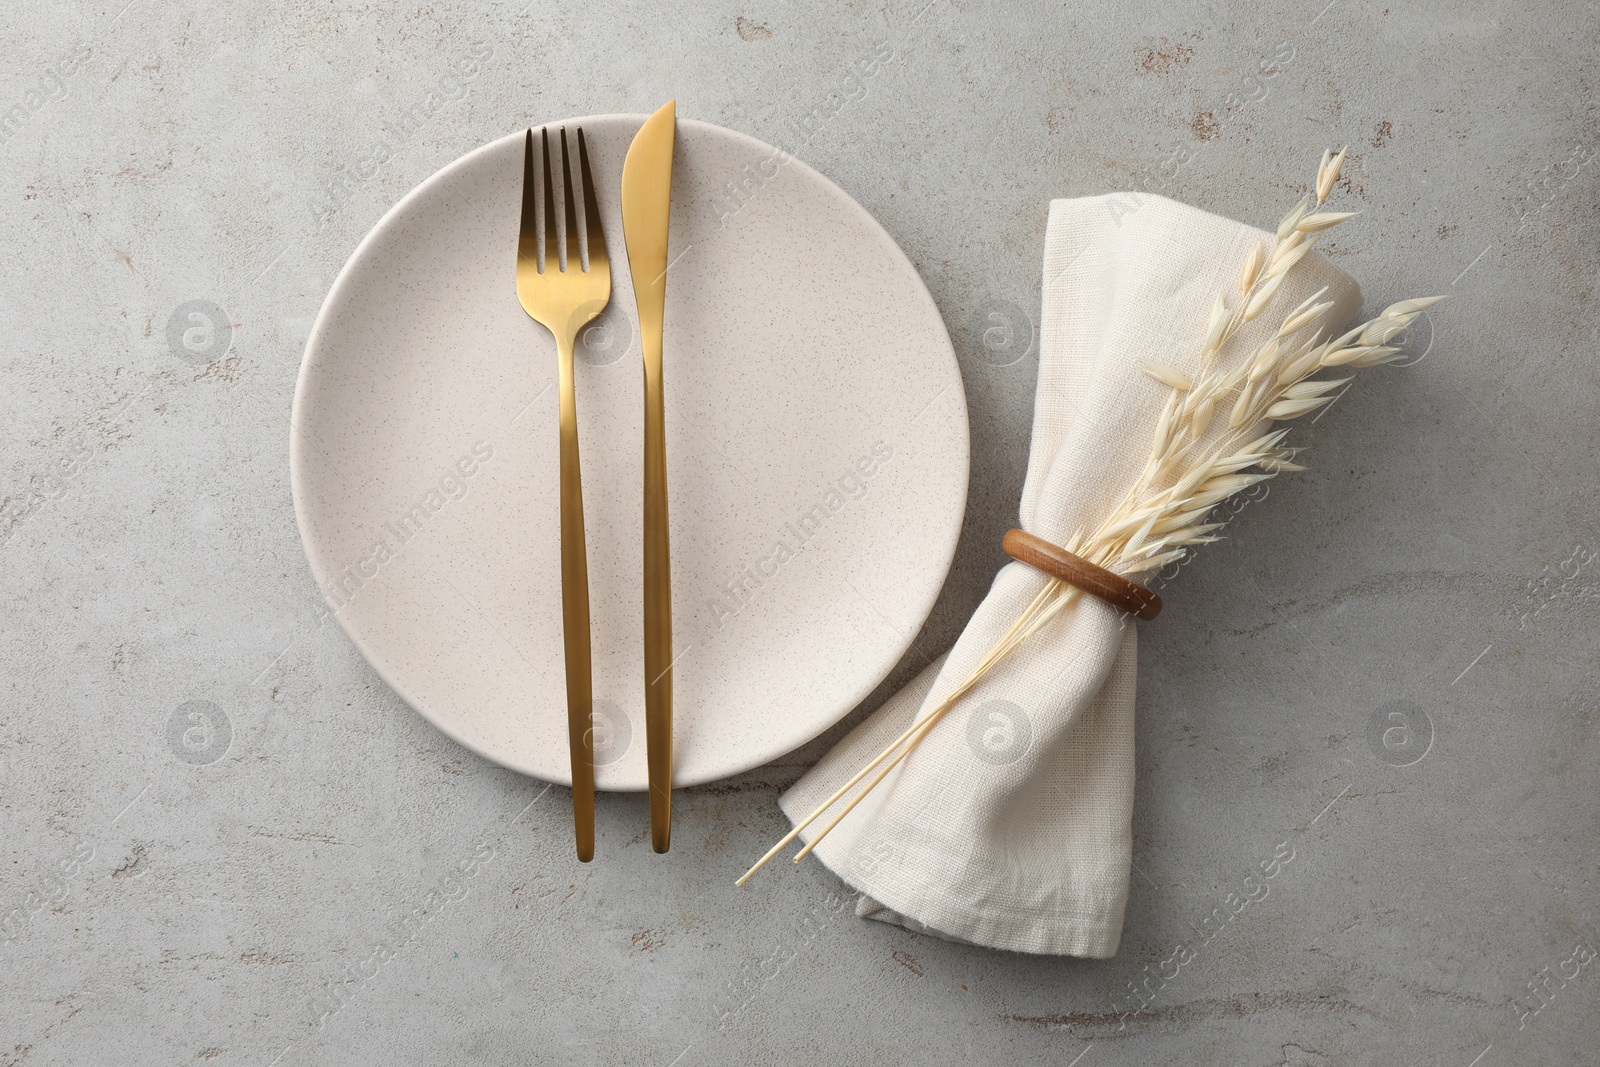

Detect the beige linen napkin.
xmin=779 ymin=192 xmax=1362 ymax=956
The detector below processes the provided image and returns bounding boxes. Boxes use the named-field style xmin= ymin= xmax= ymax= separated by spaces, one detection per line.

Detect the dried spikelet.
xmin=1268 ymin=236 xmax=1316 ymax=277
xmin=1257 ymin=455 xmax=1307 ymax=472
xmin=1243 ymin=271 xmax=1286 ymax=321
xmin=1238 ymin=243 xmax=1264 ymax=295
xmin=1358 ymin=314 xmax=1415 ymax=346
xmin=1278 ymin=286 xmax=1332 ymax=336
xmin=1136 ymin=532 xmax=1207 ymax=559
xmin=1296 ymin=338 xmax=1336 ymax=374
xmin=1133 ymin=549 xmax=1189 ymax=573
xmin=1279 ymin=346 xmax=1326 ymax=383
xmin=1202 ymin=294 xmax=1230 ymax=353
xmin=1191 ymin=395 xmax=1216 ymax=438
xmin=1240 ymin=429 xmax=1291 ymax=456
xmin=1143 ymin=361 xmax=1194 ymax=391
xmin=1356 ymin=297 xmax=1446 ymax=346
xmin=1167 ymin=521 xmax=1227 ymax=545
xmin=1386 ymin=295 xmax=1447 ymax=316
xmin=1121 ymin=509 xmax=1166 ymax=557
xmin=1150 ymin=505 xmax=1215 ymax=537
xmin=1282 ymin=376 xmax=1351 ymax=401
xmin=1095 ymin=508 xmax=1150 ymax=544
xmin=1318 ymin=345 xmax=1356 ymax=366
xmin=1219 ymin=359 xmax=1251 ymax=393
xmin=1269 ymin=229 xmax=1306 ymax=269
xmin=1321 ymin=343 xmax=1393 ymax=367
xmin=1188 ymin=472 xmax=1271 ymax=512
xmin=1296 ymin=210 xmax=1359 ymax=233
xmin=1327 ymin=321 xmax=1367 ymax=351
xmin=1266 ymin=396 xmax=1332 ymax=420
xmin=1256 ymin=427 xmax=1292 ymax=448
xmin=1246 ymin=341 xmax=1280 ymax=383
xmin=1226 ymin=382 xmax=1256 ymax=430
xmin=1347 ymin=346 xmax=1408 ymax=368
xmin=1278 ymin=330 xmax=1325 ymax=375
xmin=1131 ymin=536 xmax=1172 ymax=558
xmin=1169 ymin=457 xmax=1218 ymax=501
xmin=1247 ymin=387 xmax=1274 ymax=426
xmin=1146 ymin=391 xmax=1181 ymax=456
xmin=1190 ymin=374 xmax=1222 ymax=412
xmin=1315 ymin=147 xmax=1347 ymax=204
xmin=1179 ymin=486 xmax=1234 ymax=516
xmin=1208 ymin=449 xmax=1272 ymax=477
xmin=1150 ymin=442 xmax=1191 ymax=484
xmin=1279 ymin=302 xmax=1332 ymax=339
xmin=1276 ymin=195 xmax=1311 ymax=240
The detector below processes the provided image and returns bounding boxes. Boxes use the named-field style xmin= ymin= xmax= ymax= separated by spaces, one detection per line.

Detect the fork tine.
xmin=559 ymin=126 xmax=580 ymax=272
xmin=576 ymin=127 xmax=608 ymax=277
xmin=518 ymin=130 xmax=539 ymax=267
xmin=540 ymin=127 xmax=557 ymax=274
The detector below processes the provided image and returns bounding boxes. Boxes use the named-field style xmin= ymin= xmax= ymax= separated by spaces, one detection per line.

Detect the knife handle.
xmin=556 ymin=331 xmax=596 ymax=863
xmin=642 ymin=353 xmax=673 ymax=853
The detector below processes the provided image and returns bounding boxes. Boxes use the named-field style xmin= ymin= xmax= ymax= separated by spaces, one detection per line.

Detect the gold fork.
xmin=516 ymin=126 xmax=610 ymax=862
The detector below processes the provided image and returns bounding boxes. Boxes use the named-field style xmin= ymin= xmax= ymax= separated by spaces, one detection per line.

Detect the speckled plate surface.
xmin=291 ymin=114 xmax=968 ymax=789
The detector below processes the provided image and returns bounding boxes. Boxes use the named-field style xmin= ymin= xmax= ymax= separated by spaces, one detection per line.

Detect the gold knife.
xmin=621 ymin=101 xmax=676 ymax=853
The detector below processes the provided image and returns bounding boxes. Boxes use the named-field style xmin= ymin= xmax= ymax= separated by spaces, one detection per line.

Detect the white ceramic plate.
xmin=291 ymin=114 xmax=968 ymax=789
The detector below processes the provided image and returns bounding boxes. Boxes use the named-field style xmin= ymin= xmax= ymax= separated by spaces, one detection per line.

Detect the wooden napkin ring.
xmin=1002 ymin=528 xmax=1163 ymax=621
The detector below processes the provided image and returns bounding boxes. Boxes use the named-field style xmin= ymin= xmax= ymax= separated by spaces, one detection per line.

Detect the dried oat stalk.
xmin=739 ymin=151 xmax=1445 ymax=884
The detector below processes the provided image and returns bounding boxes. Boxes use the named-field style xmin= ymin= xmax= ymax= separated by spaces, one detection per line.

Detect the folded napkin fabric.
xmin=779 ymin=192 xmax=1362 ymax=956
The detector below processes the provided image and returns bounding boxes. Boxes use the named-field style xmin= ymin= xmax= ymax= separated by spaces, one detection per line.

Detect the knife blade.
xmin=621 ymin=100 xmax=676 ymax=854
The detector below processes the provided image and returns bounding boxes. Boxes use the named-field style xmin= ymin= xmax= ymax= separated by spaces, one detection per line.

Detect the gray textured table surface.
xmin=3 ymin=1 xmax=1597 ymax=1064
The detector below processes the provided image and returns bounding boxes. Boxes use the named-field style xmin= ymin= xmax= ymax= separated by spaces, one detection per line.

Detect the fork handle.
xmin=642 ymin=340 xmax=673 ymax=854
xmin=556 ymin=331 xmax=596 ymax=862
